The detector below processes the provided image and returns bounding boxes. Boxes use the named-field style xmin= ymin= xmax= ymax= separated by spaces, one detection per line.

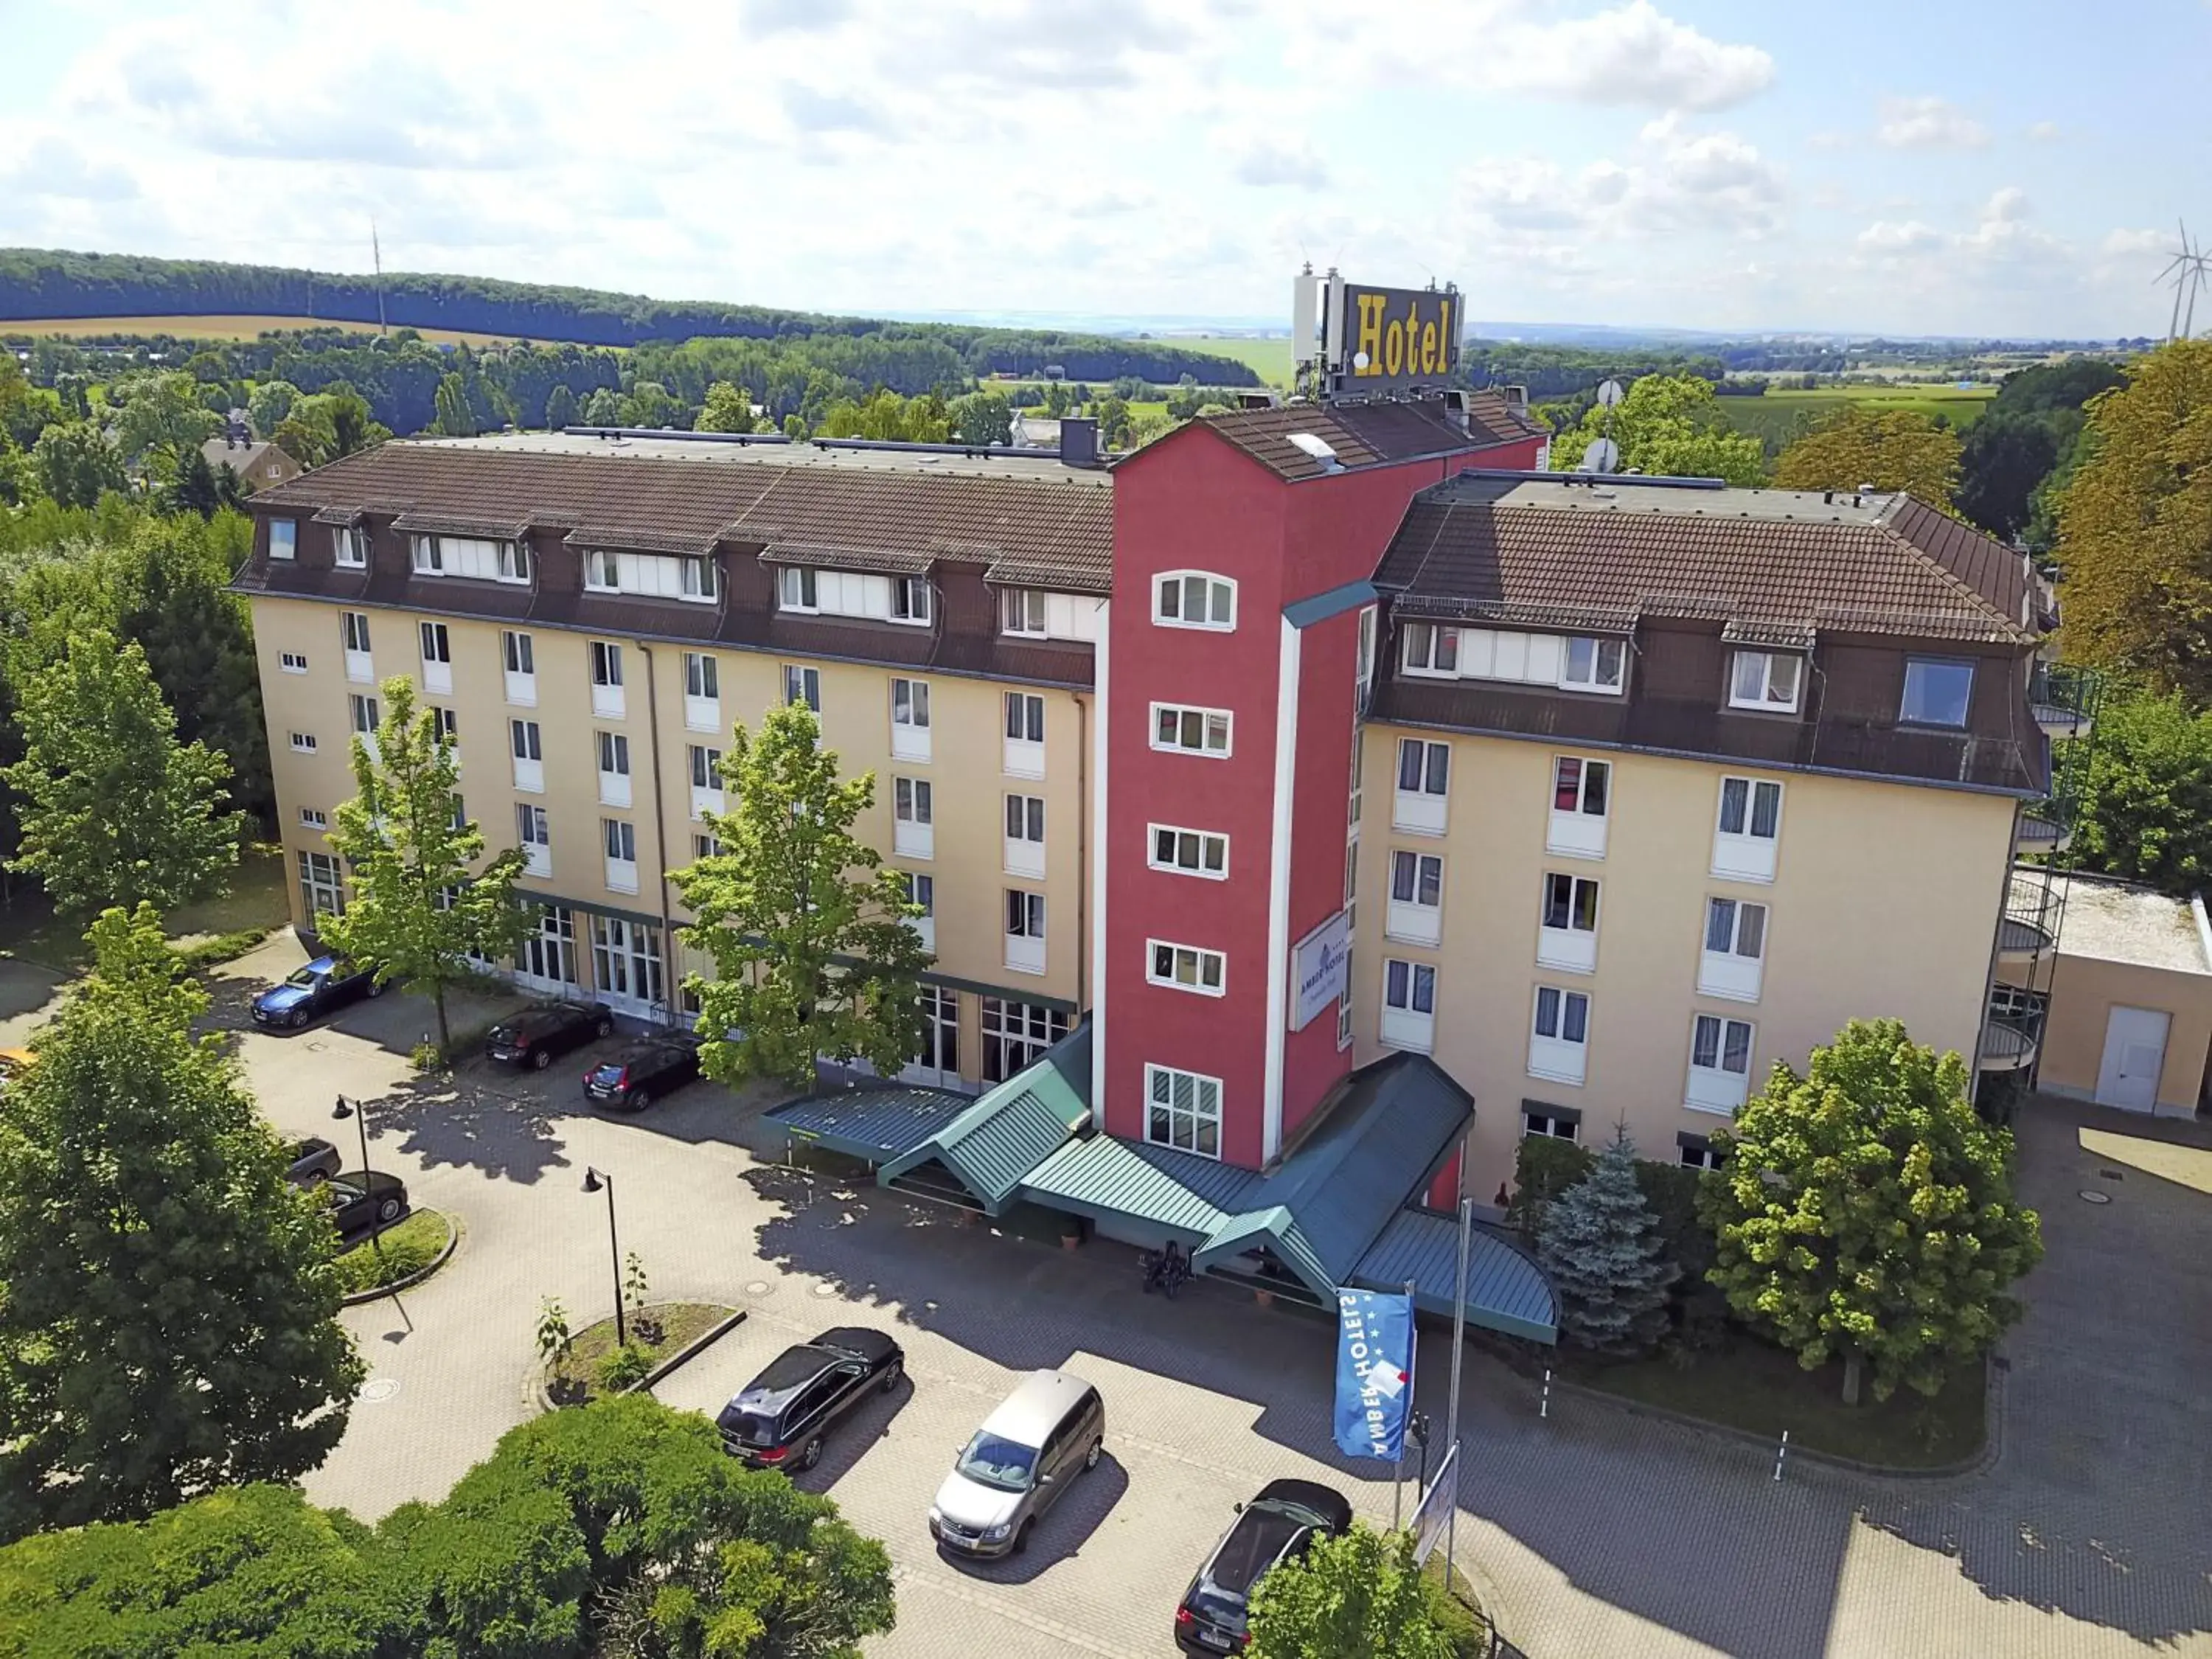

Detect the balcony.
xmin=2014 ymin=808 xmax=2072 ymax=857
xmin=2029 ymin=662 xmax=2098 ymax=740
xmin=1997 ymin=874 xmax=2061 ymax=959
xmin=1982 ymin=1011 xmax=2040 ymax=1072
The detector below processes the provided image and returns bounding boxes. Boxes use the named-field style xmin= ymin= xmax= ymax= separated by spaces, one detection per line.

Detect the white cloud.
xmin=1857 ymin=220 xmax=1942 ymax=254
xmin=1874 ymin=96 xmax=1990 ymax=150
xmin=1457 ymin=116 xmax=1785 ymax=247
xmin=2026 ymin=120 xmax=2062 ymax=141
xmin=1220 ymin=133 xmax=1333 ymax=190
xmin=2101 ymin=227 xmax=2169 ymax=257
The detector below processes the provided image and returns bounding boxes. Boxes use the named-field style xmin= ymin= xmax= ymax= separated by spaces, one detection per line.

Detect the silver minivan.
xmin=928 ymin=1368 xmax=1105 ymax=1557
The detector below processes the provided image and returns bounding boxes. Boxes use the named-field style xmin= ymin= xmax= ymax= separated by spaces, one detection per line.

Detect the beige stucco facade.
xmin=1349 ymin=726 xmax=2021 ymax=1200
xmin=251 ymin=594 xmax=1093 ymax=1089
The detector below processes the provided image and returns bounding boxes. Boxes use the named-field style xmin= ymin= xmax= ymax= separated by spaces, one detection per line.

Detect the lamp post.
xmin=331 ymin=1095 xmax=380 ymax=1256
xmin=582 ymin=1166 xmax=625 ymax=1348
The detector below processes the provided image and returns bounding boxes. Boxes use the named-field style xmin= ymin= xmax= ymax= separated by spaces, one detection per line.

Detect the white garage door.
xmin=2095 ymin=1005 xmax=2170 ymax=1112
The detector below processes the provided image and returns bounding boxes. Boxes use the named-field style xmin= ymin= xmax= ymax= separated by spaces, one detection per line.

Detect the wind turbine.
xmin=2156 ymin=220 xmax=2211 ymax=341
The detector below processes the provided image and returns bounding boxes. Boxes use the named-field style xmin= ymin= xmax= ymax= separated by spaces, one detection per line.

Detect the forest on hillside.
xmin=0 ymin=247 xmax=1261 ymax=387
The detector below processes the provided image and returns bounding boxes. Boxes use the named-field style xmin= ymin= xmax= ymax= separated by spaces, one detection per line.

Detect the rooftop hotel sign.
xmin=1338 ymin=282 xmax=1461 ymax=388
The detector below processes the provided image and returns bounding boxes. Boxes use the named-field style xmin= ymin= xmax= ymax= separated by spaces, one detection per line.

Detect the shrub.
xmin=1504 ymin=1133 xmax=1594 ymax=1237
xmin=597 ymin=1342 xmax=654 ymax=1393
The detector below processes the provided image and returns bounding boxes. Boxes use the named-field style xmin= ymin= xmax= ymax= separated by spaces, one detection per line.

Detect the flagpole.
xmin=1391 ymin=1278 xmax=1415 ymax=1531
xmin=1443 ymin=1193 xmax=1472 ymax=1575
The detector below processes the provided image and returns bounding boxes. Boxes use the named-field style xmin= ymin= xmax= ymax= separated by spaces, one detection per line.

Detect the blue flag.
xmin=1332 ymin=1289 xmax=1415 ymax=1461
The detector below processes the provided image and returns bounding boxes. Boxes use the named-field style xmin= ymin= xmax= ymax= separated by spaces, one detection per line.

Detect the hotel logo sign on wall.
xmin=1335 ymin=282 xmax=1461 ymax=389
xmin=1290 ymin=909 xmax=1352 ymax=1031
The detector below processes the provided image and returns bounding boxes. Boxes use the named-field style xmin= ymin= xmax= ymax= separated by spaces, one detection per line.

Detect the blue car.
xmin=251 ymin=956 xmax=382 ymax=1030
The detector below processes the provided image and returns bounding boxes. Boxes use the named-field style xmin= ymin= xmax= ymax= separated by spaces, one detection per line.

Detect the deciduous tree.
xmin=697 ymin=379 xmax=758 ymax=433
xmin=543 ymin=382 xmax=578 ymax=430
xmin=674 ymin=701 xmax=931 ymax=1089
xmin=1697 ymin=1018 xmax=2043 ymax=1404
xmin=1956 ymin=411 xmax=2059 ymax=539
xmin=1773 ymin=404 xmax=1963 ymax=505
xmin=1548 ymin=374 xmax=1764 ymax=485
xmin=2067 ymin=685 xmax=2212 ymax=894
xmin=431 ymin=371 xmax=478 ymax=437
xmin=1246 ymin=1526 xmax=1453 ymax=1659
xmin=950 ymin=389 xmax=1014 ymax=446
xmin=320 ymin=678 xmax=531 ymax=1055
xmin=108 ymin=371 xmax=221 ymax=469
xmin=29 ymin=418 xmax=125 ymax=507
xmin=1537 ymin=1126 xmax=1679 ymax=1355
xmin=0 ymin=907 xmax=364 ymax=1540
xmin=2053 ymin=340 xmax=2212 ymax=695
xmin=247 ymin=377 xmax=300 ymax=437
xmin=3 ymin=631 xmax=241 ymax=919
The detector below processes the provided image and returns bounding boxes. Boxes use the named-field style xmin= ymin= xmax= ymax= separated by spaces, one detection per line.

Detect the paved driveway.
xmin=192 ymin=935 xmax=2212 ymax=1658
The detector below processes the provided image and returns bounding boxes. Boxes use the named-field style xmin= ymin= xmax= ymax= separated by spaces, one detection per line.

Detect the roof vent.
xmin=1286 ymin=431 xmax=1343 ymax=473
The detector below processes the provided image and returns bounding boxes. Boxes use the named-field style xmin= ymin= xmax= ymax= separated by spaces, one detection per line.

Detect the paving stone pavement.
xmin=173 ymin=934 xmax=2212 ymax=1658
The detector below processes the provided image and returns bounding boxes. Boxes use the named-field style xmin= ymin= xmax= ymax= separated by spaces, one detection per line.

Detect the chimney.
xmin=1503 ymin=384 xmax=1529 ymax=411
xmin=1060 ymin=416 xmax=1099 ymax=469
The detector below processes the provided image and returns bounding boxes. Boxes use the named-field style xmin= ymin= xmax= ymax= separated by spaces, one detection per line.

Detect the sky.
xmin=0 ymin=0 xmax=2206 ymax=340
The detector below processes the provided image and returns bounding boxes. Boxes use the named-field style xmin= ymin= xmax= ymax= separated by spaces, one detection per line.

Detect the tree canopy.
xmin=673 ymin=701 xmax=931 ymax=1089
xmin=1548 ymin=374 xmax=1765 ymax=485
xmin=2067 ymin=686 xmax=2212 ymax=895
xmin=1537 ymin=1125 xmax=1678 ymax=1355
xmin=2053 ymin=340 xmax=2212 ymax=695
xmin=1698 ymin=1018 xmax=2043 ymax=1403
xmin=0 ymin=906 xmax=364 ymax=1541
xmin=697 ymin=379 xmax=758 ymax=433
xmin=1246 ymin=1526 xmax=1453 ymax=1659
xmin=1773 ymin=404 xmax=1963 ymax=505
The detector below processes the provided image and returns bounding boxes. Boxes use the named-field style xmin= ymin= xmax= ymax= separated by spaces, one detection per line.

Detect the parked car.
xmin=1174 ymin=1478 xmax=1353 ymax=1653
xmin=484 ymin=1001 xmax=614 ymax=1069
xmin=929 ymin=1369 xmax=1105 ymax=1558
xmin=251 ymin=956 xmax=381 ymax=1030
xmin=324 ymin=1170 xmax=408 ymax=1237
xmin=582 ymin=1033 xmax=704 ymax=1111
xmin=715 ymin=1327 xmax=905 ymax=1470
xmin=287 ymin=1136 xmax=343 ymax=1186
xmin=0 ymin=1045 xmax=34 ymax=1091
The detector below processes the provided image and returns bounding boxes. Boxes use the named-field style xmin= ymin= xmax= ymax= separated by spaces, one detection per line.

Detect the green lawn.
xmin=1717 ymin=383 xmax=1997 ymax=451
xmin=0 ymin=844 xmax=291 ymax=972
xmin=333 ymin=1208 xmax=451 ymax=1295
xmin=1167 ymin=335 xmax=1295 ymax=385
xmin=1568 ymin=1338 xmax=1984 ymax=1469
xmin=546 ymin=1302 xmax=734 ymax=1406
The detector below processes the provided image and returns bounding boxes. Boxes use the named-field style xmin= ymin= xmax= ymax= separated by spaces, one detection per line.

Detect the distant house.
xmin=203 ymin=432 xmax=301 ymax=493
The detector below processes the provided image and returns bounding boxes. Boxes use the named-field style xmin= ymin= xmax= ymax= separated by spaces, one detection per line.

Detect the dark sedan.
xmin=484 ymin=1001 xmax=614 ymax=1070
xmin=251 ymin=956 xmax=381 ymax=1030
xmin=324 ymin=1170 xmax=408 ymax=1238
xmin=287 ymin=1136 xmax=342 ymax=1186
xmin=1175 ymin=1479 xmax=1353 ymax=1653
xmin=582 ymin=1034 xmax=704 ymax=1111
xmin=714 ymin=1327 xmax=904 ymax=1472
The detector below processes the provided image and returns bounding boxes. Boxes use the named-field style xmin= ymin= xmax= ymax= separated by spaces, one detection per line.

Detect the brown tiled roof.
xmin=1170 ymin=392 xmax=1540 ymax=483
xmin=1374 ymin=476 xmax=2034 ymax=644
xmin=253 ymin=442 xmax=1115 ymax=594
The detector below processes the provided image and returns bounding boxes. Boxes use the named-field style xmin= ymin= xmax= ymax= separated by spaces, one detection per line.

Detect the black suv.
xmin=1175 ymin=1479 xmax=1353 ymax=1653
xmin=715 ymin=1327 xmax=904 ymax=1472
xmin=484 ymin=1001 xmax=614 ymax=1070
xmin=582 ymin=1034 xmax=704 ymax=1111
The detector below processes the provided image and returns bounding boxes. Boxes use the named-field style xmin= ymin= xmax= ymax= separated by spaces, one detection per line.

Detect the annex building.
xmin=238 ymin=377 xmax=2069 ymax=1336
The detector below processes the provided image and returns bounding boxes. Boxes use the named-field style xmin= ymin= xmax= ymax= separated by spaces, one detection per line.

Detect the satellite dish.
xmin=1585 ymin=437 xmax=1620 ymax=473
xmin=1595 ymin=379 xmax=1626 ymax=408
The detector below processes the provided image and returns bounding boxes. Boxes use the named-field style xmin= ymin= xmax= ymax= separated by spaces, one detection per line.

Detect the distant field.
xmin=1718 ymin=383 xmax=1996 ymax=450
xmin=0 ymin=313 xmax=538 ymax=348
xmin=1168 ymin=335 xmax=1295 ymax=384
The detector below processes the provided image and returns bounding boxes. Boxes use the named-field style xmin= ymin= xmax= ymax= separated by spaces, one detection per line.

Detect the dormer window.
xmin=586 ymin=548 xmax=717 ymax=603
xmin=412 ymin=535 xmax=529 ymax=584
xmin=779 ymin=566 xmax=818 ymax=612
xmin=1402 ymin=622 xmax=1458 ymax=676
xmin=1728 ymin=650 xmax=1802 ymax=714
xmin=333 ymin=525 xmax=367 ymax=568
xmin=890 ymin=577 xmax=931 ymax=627
xmin=268 ymin=519 xmax=297 ymax=560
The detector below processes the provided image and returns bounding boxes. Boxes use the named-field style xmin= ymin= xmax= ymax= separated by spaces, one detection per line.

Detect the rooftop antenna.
xmin=2156 ymin=219 xmax=2211 ymax=342
xmin=1586 ymin=378 xmax=1625 ymax=473
xmin=372 ymin=221 xmax=388 ymax=338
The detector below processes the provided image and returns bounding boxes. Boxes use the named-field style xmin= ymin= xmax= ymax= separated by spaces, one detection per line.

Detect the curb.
xmin=1545 ymin=1353 xmax=2002 ymax=1482
xmin=532 ymin=1301 xmax=747 ymax=1414
xmin=339 ymin=1209 xmax=459 ymax=1307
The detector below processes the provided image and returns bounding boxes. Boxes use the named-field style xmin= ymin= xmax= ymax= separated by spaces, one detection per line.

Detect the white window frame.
xmin=419 ymin=620 xmax=453 ymax=695
xmin=1003 ymin=793 xmax=1046 ymax=879
xmin=590 ymin=640 xmax=625 ymax=720
xmin=510 ymin=718 xmax=543 ymax=793
xmin=585 ymin=549 xmax=622 ymax=592
xmin=1713 ymin=775 xmax=1784 ymax=883
xmin=1001 ymin=588 xmax=1048 ymax=637
xmin=349 ymin=693 xmax=380 ymax=737
xmin=1698 ymin=897 xmax=1767 ymax=1003
xmin=298 ymin=849 xmax=344 ymax=917
xmin=1529 ymin=984 xmax=1590 ymax=1086
xmin=683 ymin=650 xmax=720 ymax=732
xmin=693 ymin=832 xmax=724 ymax=860
xmin=1386 ymin=849 xmax=1444 ymax=946
xmin=1537 ymin=872 xmax=1600 ymax=974
xmin=681 ymin=554 xmax=718 ymax=603
xmin=1380 ymin=957 xmax=1438 ymax=1054
xmin=891 ymin=676 xmax=931 ymax=762
xmin=298 ymin=805 xmax=327 ymax=830
xmin=688 ymin=744 xmax=724 ymax=819
xmin=333 ymin=524 xmax=368 ymax=568
xmin=1004 ymin=692 xmax=1046 ymax=778
xmin=269 ymin=519 xmax=296 ymax=560
xmin=1148 ymin=823 xmax=1228 ymax=880
xmin=1728 ymin=650 xmax=1803 ymax=714
xmin=1523 ymin=1107 xmax=1580 ymax=1142
xmin=902 ymin=871 xmax=936 ymax=955
xmin=290 ymin=731 xmax=317 ymax=753
xmin=1153 ymin=571 xmax=1237 ymax=632
xmin=1901 ymin=656 xmax=1975 ymax=728
xmin=1557 ymin=636 xmax=1629 ymax=695
xmin=890 ymin=577 xmax=931 ymax=627
xmin=1143 ymin=1062 xmax=1222 ymax=1160
xmin=778 ymin=566 xmax=818 ymax=613
xmin=502 ymin=629 xmax=536 ymax=706
xmin=1147 ymin=939 xmax=1226 ymax=997
xmin=1004 ymin=888 xmax=1047 ymax=975
xmin=894 ymin=776 xmax=933 ymax=859
xmin=1401 ymin=622 xmax=1459 ymax=677
xmin=1150 ymin=701 xmax=1233 ymax=759
xmin=981 ymin=998 xmax=1071 ymax=1084
xmin=279 ymin=650 xmax=308 ymax=674
xmin=1393 ymin=738 xmax=1450 ymax=835
xmin=1687 ymin=1014 xmax=1756 ymax=1113
xmin=602 ymin=817 xmax=639 ymax=894
xmin=596 ymin=730 xmax=632 ymax=808
xmin=783 ymin=664 xmax=821 ymax=712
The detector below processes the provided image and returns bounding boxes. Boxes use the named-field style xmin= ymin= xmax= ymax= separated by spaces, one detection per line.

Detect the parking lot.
xmin=10 ymin=929 xmax=2208 ymax=1659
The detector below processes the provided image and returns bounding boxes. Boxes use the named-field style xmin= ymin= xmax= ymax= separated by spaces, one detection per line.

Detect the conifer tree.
xmin=1537 ymin=1125 xmax=1679 ymax=1356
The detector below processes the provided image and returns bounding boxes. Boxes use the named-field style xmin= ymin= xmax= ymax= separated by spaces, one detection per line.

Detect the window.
xmin=298 ymin=850 xmax=343 ymax=917
xmin=1901 ymin=657 xmax=1974 ymax=728
xmin=894 ymin=776 xmax=933 ymax=858
xmin=1381 ymin=958 xmax=1437 ymax=1053
xmin=510 ymin=720 xmax=541 ymax=760
xmin=1149 ymin=824 xmax=1228 ymax=879
xmin=681 ymin=554 xmax=717 ymax=602
xmin=411 ymin=535 xmax=441 ymax=574
xmin=1678 ymin=1138 xmax=1723 ymax=1172
xmin=410 ymin=535 xmax=526 ymax=582
xmin=1004 ymin=793 xmax=1045 ymax=878
xmin=1538 ymin=872 xmax=1600 ymax=972
xmin=1001 ymin=588 xmax=1047 ymax=636
xmin=1348 ymin=727 xmax=1365 ymax=828
xmin=499 ymin=631 xmax=532 ymax=675
xmin=1387 ymin=850 xmax=1444 ymax=946
xmin=684 ymin=651 xmax=718 ymax=700
xmin=891 ymin=577 xmax=931 ymax=626
xmin=290 ymin=731 xmax=317 ymax=753
xmin=891 ymin=677 xmax=931 ymax=761
xmin=1402 ymin=622 xmax=1459 ymax=676
xmin=518 ymin=803 xmax=551 ymax=845
xmin=269 ymin=519 xmax=296 ymax=560
xmin=1714 ymin=776 xmax=1784 ymax=882
xmin=1149 ymin=940 xmax=1225 ymax=995
xmin=912 ymin=982 xmax=957 ymax=1077
xmin=349 ymin=694 xmax=380 ymax=736
xmin=597 ymin=731 xmax=630 ymax=775
xmin=1729 ymin=650 xmax=1802 ymax=713
xmin=431 ymin=708 xmax=459 ymax=744
xmin=1004 ymin=889 xmax=1046 ymax=974
xmin=333 ymin=524 xmax=368 ymax=568
xmin=419 ymin=621 xmax=452 ymax=692
xmin=342 ymin=611 xmax=372 ymax=653
xmin=1700 ymin=897 xmax=1767 ymax=1002
xmin=280 ymin=650 xmax=308 ymax=673
xmin=902 ymin=871 xmax=934 ymax=915
xmin=1394 ymin=738 xmax=1450 ymax=835
xmin=519 ymin=902 xmax=577 ymax=984
xmin=693 ymin=832 xmax=724 ymax=860
xmin=777 ymin=566 xmax=818 ymax=612
xmin=1687 ymin=1015 xmax=1755 ymax=1112
xmin=1356 ymin=605 xmax=1378 ymax=702
xmin=591 ymin=917 xmax=664 ymax=1006
xmin=299 ymin=805 xmax=327 ymax=830
xmin=782 ymin=664 xmax=821 ymax=712
xmin=689 ymin=745 xmax=721 ymax=790
xmin=981 ymin=998 xmax=1069 ymax=1083
xmin=585 ymin=549 xmax=620 ymax=591
xmin=1151 ymin=702 xmax=1231 ymax=757
xmin=1560 ymin=636 xmax=1628 ymax=692
xmin=1529 ymin=985 xmax=1590 ymax=1085
xmin=1523 ymin=1107 xmax=1580 ymax=1142
xmin=602 ymin=818 xmax=638 ymax=892
xmin=1144 ymin=1063 xmax=1222 ymax=1158
xmin=895 ymin=776 xmax=932 ymax=824
xmin=1547 ymin=755 xmax=1610 ymax=858
xmin=1153 ymin=571 xmax=1235 ymax=630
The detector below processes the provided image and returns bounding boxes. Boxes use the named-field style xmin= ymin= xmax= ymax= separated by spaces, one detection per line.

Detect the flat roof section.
xmin=2029 ymin=869 xmax=2212 ymax=974
xmin=417 ymin=428 xmax=1112 ymax=486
